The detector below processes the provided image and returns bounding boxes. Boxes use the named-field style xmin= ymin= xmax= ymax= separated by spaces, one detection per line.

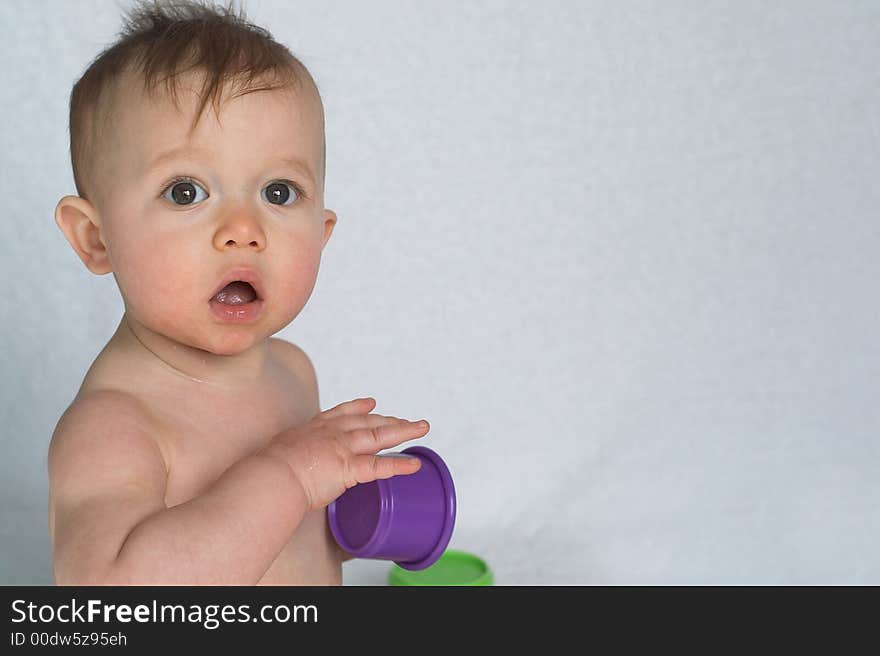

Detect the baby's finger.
xmin=347 ymin=419 xmax=430 ymax=454
xmin=350 ymin=453 xmax=422 ymax=485
xmin=321 ymin=397 xmax=376 ymax=419
xmin=332 ymin=413 xmax=408 ymax=432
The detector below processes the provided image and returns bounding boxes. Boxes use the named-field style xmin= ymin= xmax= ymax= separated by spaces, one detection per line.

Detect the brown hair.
xmin=67 ymin=0 xmax=324 ymax=203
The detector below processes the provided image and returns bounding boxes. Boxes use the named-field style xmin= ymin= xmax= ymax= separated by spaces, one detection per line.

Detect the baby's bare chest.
xmin=150 ymin=381 xmax=309 ymax=506
xmin=145 ymin=381 xmax=341 ymax=583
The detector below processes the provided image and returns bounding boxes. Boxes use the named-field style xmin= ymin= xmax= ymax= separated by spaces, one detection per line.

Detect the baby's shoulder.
xmin=51 ymin=389 xmax=164 ymax=462
xmin=269 ymin=337 xmax=319 ymax=401
xmin=49 ymin=388 xmax=168 ymax=505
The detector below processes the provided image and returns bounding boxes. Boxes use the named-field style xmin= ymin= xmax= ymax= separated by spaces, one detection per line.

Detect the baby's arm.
xmin=49 ymin=390 xmax=428 ymax=585
xmin=49 ymin=390 xmax=310 ymax=585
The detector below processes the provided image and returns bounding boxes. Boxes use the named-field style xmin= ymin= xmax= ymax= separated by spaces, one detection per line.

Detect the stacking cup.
xmin=328 ymin=446 xmax=456 ymax=570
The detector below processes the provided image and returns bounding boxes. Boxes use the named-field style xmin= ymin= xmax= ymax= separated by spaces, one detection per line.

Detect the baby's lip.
xmin=210 ymin=267 xmax=265 ymax=302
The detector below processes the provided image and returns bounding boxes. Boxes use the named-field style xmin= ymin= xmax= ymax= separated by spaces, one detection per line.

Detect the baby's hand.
xmin=258 ymin=397 xmax=429 ymax=511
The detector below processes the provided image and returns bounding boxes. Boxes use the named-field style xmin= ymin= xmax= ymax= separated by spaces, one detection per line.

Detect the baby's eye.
xmin=262 ymin=181 xmax=300 ymax=206
xmin=162 ymin=177 xmax=208 ymax=206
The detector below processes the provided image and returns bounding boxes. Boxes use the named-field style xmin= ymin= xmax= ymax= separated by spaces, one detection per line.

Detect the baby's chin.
xmin=189 ymin=325 xmax=275 ymax=356
xmin=137 ymin=316 xmax=272 ymax=357
xmin=124 ymin=301 xmax=292 ymax=357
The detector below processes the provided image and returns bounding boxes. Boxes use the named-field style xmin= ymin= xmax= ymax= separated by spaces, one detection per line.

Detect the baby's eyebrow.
xmin=145 ymin=146 xmax=315 ymax=186
xmin=146 ymin=145 xmax=208 ymax=170
xmin=276 ymin=157 xmax=316 ymax=186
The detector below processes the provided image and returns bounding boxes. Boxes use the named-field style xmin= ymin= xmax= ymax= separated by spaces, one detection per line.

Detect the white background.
xmin=1 ymin=0 xmax=878 ymax=584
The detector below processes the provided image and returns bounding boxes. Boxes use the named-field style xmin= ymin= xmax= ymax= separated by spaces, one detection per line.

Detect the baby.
xmin=48 ymin=0 xmax=429 ymax=585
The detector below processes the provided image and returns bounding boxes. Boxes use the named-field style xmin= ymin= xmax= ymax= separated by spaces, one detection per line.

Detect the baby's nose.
xmin=212 ymin=215 xmax=266 ymax=251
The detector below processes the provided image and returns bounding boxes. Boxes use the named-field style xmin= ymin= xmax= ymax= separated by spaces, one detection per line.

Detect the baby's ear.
xmin=54 ymin=195 xmax=112 ymax=275
xmin=322 ymin=208 xmax=337 ymax=249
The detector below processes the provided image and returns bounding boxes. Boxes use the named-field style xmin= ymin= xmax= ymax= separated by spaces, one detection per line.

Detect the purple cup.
xmin=327 ymin=446 xmax=456 ymax=571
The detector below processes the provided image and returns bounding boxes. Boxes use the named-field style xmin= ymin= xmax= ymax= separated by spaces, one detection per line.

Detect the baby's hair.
xmin=67 ymin=0 xmax=324 ymax=203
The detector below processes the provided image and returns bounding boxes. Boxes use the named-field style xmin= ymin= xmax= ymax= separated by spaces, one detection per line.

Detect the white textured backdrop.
xmin=1 ymin=0 xmax=878 ymax=584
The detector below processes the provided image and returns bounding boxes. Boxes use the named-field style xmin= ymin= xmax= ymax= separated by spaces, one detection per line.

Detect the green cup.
xmin=388 ymin=549 xmax=493 ymax=586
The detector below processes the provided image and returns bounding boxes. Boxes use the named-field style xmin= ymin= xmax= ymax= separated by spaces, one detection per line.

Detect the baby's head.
xmin=55 ymin=0 xmax=336 ymax=356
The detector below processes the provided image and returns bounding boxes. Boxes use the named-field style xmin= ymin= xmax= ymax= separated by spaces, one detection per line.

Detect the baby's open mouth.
xmin=211 ymin=281 xmax=258 ymax=305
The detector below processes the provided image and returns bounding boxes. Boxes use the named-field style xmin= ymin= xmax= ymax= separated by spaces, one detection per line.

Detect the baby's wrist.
xmin=255 ymin=444 xmax=312 ymax=510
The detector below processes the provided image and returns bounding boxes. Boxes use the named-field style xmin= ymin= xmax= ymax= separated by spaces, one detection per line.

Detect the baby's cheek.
xmin=114 ymin=241 xmax=197 ymax=321
xmin=276 ymin=250 xmax=322 ymax=313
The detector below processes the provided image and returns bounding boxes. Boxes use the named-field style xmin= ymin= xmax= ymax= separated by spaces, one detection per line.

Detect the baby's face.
xmin=94 ymin=71 xmax=335 ymax=355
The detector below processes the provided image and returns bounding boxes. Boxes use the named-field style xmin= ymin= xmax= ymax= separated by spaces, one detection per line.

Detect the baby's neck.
xmin=114 ymin=313 xmax=271 ymax=390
